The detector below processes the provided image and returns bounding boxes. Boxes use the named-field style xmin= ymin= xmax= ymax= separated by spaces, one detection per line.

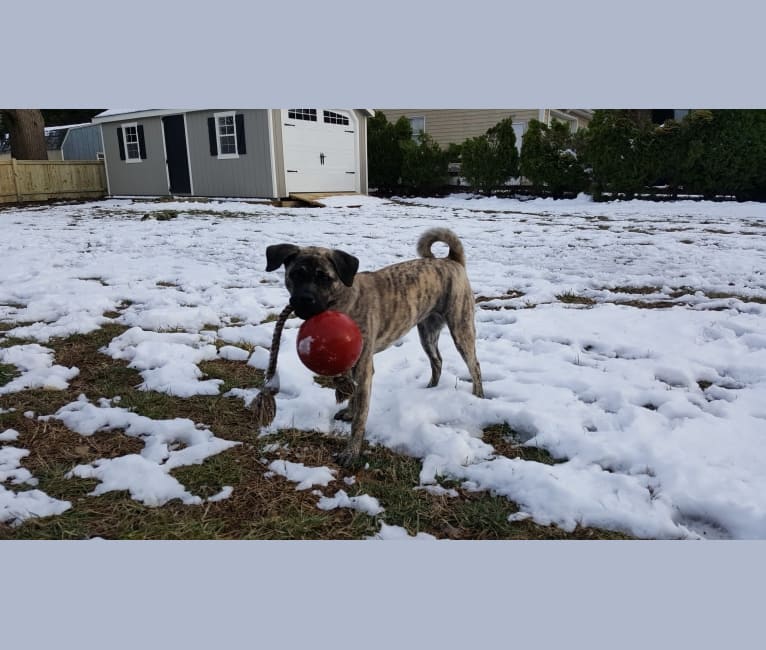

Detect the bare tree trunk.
xmin=1 ymin=109 xmax=48 ymax=159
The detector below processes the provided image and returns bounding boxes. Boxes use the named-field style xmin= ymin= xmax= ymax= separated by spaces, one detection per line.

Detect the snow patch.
xmin=0 ymin=344 xmax=79 ymax=394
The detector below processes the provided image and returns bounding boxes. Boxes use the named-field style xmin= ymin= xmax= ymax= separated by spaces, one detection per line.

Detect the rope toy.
xmin=249 ymin=304 xmax=294 ymax=428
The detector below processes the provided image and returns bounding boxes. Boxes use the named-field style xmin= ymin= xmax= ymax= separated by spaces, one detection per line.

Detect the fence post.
xmin=10 ymin=157 xmax=21 ymax=202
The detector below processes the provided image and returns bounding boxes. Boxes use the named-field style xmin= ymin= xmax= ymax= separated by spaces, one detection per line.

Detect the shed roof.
xmin=92 ymin=109 xmax=179 ymax=123
xmin=93 ymin=108 xmax=375 ymax=123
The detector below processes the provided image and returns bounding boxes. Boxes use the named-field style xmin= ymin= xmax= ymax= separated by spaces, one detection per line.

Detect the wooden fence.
xmin=0 ymin=159 xmax=106 ymax=205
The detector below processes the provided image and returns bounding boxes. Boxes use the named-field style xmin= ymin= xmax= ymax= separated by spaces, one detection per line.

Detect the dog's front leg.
xmin=336 ymin=350 xmax=373 ymax=468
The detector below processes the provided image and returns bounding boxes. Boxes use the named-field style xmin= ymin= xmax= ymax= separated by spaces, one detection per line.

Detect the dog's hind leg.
xmin=445 ymin=301 xmax=484 ymax=398
xmin=418 ymin=313 xmax=445 ymax=388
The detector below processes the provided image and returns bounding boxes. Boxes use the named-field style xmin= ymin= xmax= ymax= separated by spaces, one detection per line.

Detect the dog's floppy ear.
xmin=265 ymin=244 xmax=300 ymax=271
xmin=329 ymin=249 xmax=359 ymax=287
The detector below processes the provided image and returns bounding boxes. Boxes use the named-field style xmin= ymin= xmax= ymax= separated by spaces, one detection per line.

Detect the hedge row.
xmin=369 ymin=110 xmax=766 ymax=201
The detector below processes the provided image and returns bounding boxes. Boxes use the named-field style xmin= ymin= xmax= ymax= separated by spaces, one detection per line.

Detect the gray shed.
xmin=0 ymin=122 xmax=103 ymax=161
xmin=92 ymin=109 xmax=372 ymax=199
xmin=61 ymin=123 xmax=104 ymax=161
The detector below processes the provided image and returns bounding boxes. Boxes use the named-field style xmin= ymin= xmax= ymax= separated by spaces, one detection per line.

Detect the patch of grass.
xmin=0 ymin=331 xmax=40 ymax=348
xmin=260 ymin=312 xmax=281 ymax=323
xmin=475 ymin=290 xmax=525 ymax=304
xmin=704 ymin=291 xmax=766 ymax=304
xmin=1 ymin=325 xmax=634 ymax=540
xmin=609 ymin=286 xmax=661 ymax=295
xmin=556 ymin=291 xmax=596 ymax=306
xmin=170 ymin=449 xmax=246 ymax=500
xmin=0 ymin=362 xmax=19 ymax=387
xmin=199 ymin=359 xmax=264 ymax=394
xmin=78 ymin=277 xmax=109 ymax=286
xmin=142 ymin=210 xmax=178 ymax=221
xmin=482 ymin=423 xmax=561 ymax=465
xmin=615 ymin=300 xmax=681 ymax=309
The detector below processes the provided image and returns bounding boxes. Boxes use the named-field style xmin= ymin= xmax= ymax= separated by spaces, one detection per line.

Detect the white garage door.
xmin=282 ymin=109 xmax=358 ymax=193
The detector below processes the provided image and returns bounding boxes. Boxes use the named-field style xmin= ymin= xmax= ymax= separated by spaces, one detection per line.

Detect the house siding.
xmin=186 ymin=110 xmax=275 ymax=198
xmin=378 ymin=109 xmax=541 ymax=148
xmin=378 ymin=109 xmax=591 ymax=148
xmin=102 ymin=117 xmax=169 ymax=196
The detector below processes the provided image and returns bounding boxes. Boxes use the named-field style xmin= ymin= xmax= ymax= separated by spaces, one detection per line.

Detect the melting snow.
xmin=1 ymin=195 xmax=765 ymax=537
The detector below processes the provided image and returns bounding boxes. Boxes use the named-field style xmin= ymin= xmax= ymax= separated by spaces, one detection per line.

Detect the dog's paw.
xmin=333 ymin=407 xmax=353 ymax=422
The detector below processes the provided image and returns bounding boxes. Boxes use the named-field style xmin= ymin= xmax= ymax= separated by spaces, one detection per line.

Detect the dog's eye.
xmin=315 ymin=271 xmax=333 ymax=283
xmin=290 ymin=267 xmax=310 ymax=281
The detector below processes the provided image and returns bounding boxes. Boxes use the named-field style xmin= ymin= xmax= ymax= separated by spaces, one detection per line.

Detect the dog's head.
xmin=265 ymin=244 xmax=359 ymax=319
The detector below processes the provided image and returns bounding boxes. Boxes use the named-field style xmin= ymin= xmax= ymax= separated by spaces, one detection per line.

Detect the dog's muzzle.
xmin=290 ymin=293 xmax=327 ymax=320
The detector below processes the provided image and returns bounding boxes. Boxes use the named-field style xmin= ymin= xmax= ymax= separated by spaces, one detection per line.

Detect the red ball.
xmin=296 ymin=310 xmax=363 ymax=376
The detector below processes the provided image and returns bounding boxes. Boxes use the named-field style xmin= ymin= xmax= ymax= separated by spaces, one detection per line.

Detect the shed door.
xmin=162 ymin=115 xmax=191 ymax=194
xmin=282 ymin=109 xmax=357 ymax=193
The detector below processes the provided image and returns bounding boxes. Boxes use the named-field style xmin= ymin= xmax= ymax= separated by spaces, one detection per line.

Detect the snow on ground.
xmin=369 ymin=522 xmax=436 ymax=540
xmin=267 ymin=459 xmax=337 ymax=490
xmin=43 ymin=395 xmax=239 ymax=506
xmin=102 ymin=327 xmax=222 ymax=397
xmin=0 ymin=344 xmax=79 ymax=394
xmin=317 ymin=489 xmax=384 ymax=516
xmin=1 ymin=194 xmax=765 ymax=538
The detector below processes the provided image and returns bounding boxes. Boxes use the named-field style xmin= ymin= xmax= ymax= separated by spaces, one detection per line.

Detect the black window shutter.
xmin=117 ymin=127 xmax=125 ymax=160
xmin=208 ymin=117 xmax=218 ymax=156
xmin=137 ymin=125 xmax=147 ymax=159
xmin=235 ymin=113 xmax=247 ymax=154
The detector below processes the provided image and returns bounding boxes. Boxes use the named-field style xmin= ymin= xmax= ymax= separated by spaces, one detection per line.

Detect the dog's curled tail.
xmin=416 ymin=228 xmax=466 ymax=267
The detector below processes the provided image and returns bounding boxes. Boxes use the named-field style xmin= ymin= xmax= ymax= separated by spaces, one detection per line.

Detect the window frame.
xmin=288 ymin=109 xmax=318 ymax=122
xmin=323 ymin=110 xmax=350 ymax=126
xmin=408 ymin=115 xmax=425 ymax=142
xmin=214 ymin=110 xmax=239 ymax=159
xmin=121 ymin=122 xmax=142 ymax=163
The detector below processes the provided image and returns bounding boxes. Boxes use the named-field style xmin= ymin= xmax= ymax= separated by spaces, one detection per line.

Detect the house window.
xmin=123 ymin=124 xmax=141 ymax=161
xmin=288 ymin=109 xmax=317 ymax=121
xmin=323 ymin=110 xmax=349 ymax=125
xmin=215 ymin=111 xmax=238 ymax=158
xmin=408 ymin=116 xmax=425 ymax=141
xmin=513 ymin=122 xmax=525 ymax=153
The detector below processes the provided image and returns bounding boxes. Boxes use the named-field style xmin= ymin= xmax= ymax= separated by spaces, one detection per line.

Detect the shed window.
xmin=207 ymin=113 xmax=247 ymax=158
xmin=215 ymin=112 xmax=238 ymax=158
xmin=323 ymin=110 xmax=349 ymax=125
xmin=118 ymin=122 xmax=146 ymax=162
xmin=288 ymin=109 xmax=317 ymax=121
xmin=125 ymin=126 xmax=140 ymax=159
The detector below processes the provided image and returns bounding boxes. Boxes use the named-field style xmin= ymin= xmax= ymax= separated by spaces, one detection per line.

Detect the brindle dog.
xmin=266 ymin=227 xmax=484 ymax=466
